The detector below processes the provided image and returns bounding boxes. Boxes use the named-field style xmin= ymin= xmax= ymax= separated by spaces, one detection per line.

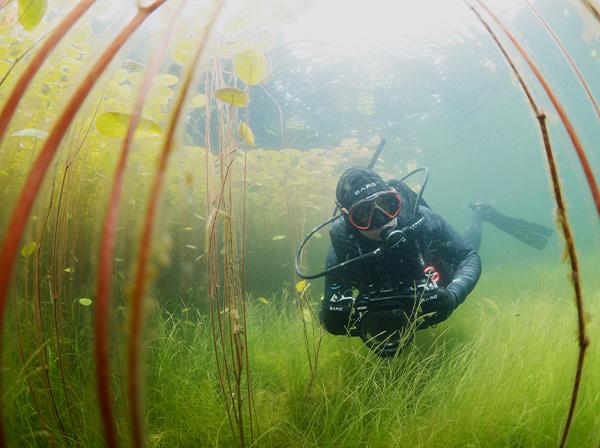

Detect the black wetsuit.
xmin=320 ymin=180 xmax=482 ymax=335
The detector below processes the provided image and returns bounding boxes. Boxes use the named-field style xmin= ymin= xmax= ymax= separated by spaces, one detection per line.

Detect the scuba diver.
xmin=295 ymin=141 xmax=554 ymax=357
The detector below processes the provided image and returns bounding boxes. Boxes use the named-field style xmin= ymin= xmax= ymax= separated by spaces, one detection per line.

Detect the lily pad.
xmin=96 ymin=112 xmax=161 ymax=139
xmin=214 ymin=87 xmax=248 ymax=107
xmin=191 ymin=94 xmax=207 ymax=108
xmin=238 ymin=122 xmax=255 ymax=145
xmin=154 ymin=74 xmax=179 ymax=86
xmin=234 ymin=49 xmax=268 ymax=85
xmin=18 ymin=0 xmax=47 ymax=31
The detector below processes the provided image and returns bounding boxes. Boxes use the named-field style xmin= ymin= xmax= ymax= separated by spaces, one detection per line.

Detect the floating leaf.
xmin=295 ymin=280 xmax=308 ymax=293
xmin=238 ymin=122 xmax=255 ymax=145
xmin=96 ymin=112 xmax=161 ymax=139
xmin=234 ymin=49 xmax=268 ymax=86
xmin=215 ymin=87 xmax=248 ymax=107
xmin=10 ymin=128 xmax=48 ymax=139
xmin=20 ymin=241 xmax=37 ymax=257
xmin=258 ymin=297 xmax=269 ymax=304
xmin=154 ymin=74 xmax=179 ymax=86
xmin=78 ymin=298 xmax=92 ymax=306
xmin=302 ymin=308 xmax=312 ymax=322
xmin=223 ymin=14 xmax=253 ymax=33
xmin=18 ymin=0 xmax=47 ymax=31
xmin=272 ymin=235 xmax=286 ymax=241
xmin=191 ymin=94 xmax=207 ymax=108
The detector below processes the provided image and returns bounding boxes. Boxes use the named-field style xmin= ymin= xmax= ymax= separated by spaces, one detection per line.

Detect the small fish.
xmin=194 ymin=213 xmax=206 ymax=221
xmin=185 ymin=244 xmax=198 ymax=250
xmin=194 ymin=254 xmax=205 ymax=261
xmin=78 ymin=298 xmax=92 ymax=306
xmin=64 ymin=267 xmax=73 ymax=273
xmin=272 ymin=235 xmax=286 ymax=241
xmin=122 ymin=58 xmax=144 ymax=72
xmin=258 ymin=297 xmax=269 ymax=304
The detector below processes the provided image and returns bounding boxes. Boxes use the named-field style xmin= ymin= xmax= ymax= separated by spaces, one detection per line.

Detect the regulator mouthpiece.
xmin=382 ymin=227 xmax=406 ymax=250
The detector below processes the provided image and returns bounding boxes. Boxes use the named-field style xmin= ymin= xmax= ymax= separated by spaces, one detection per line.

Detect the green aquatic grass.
xmin=4 ymin=283 xmax=599 ymax=447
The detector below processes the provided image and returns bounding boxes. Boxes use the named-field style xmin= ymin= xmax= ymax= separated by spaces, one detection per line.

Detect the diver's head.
xmin=336 ymin=167 xmax=402 ymax=239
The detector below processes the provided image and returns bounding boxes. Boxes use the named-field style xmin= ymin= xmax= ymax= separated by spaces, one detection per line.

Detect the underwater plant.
xmin=0 ymin=0 xmax=598 ymax=447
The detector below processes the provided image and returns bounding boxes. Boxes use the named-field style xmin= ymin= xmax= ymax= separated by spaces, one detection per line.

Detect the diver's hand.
xmin=418 ymin=287 xmax=456 ymax=329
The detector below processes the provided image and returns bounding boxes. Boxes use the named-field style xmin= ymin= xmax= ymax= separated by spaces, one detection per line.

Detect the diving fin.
xmin=469 ymin=202 xmax=554 ymax=250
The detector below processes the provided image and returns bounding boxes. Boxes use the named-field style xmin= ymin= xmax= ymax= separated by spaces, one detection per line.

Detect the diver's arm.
xmin=445 ymin=248 xmax=481 ymax=305
xmin=320 ymin=246 xmax=356 ymax=335
xmin=423 ymin=207 xmax=482 ymax=305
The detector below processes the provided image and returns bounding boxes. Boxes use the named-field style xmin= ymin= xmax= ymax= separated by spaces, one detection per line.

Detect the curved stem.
xmin=523 ymin=0 xmax=600 ymax=120
xmin=474 ymin=0 xmax=600 ymax=218
xmin=467 ymin=4 xmax=589 ymax=447
xmin=0 ymin=3 xmax=167 ymax=447
xmin=99 ymin=3 xmax=187 ymax=447
xmin=126 ymin=2 xmax=224 ymax=447
xmin=0 ymin=0 xmax=96 ymax=144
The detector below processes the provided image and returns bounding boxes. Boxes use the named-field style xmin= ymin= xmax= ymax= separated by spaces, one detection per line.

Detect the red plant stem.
xmin=468 ymin=4 xmax=589 ymax=447
xmin=0 ymin=0 xmax=96 ymax=144
xmin=474 ymin=0 xmax=600 ymax=218
xmin=0 ymin=3 xmax=168 ymax=447
xmin=523 ymin=0 xmax=600 ymax=120
xmin=97 ymin=3 xmax=186 ymax=447
xmin=127 ymin=0 xmax=223 ymax=446
xmin=539 ymin=115 xmax=588 ymax=448
xmin=580 ymin=0 xmax=600 ymax=22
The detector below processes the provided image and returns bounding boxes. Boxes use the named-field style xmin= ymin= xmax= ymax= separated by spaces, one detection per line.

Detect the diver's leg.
xmin=463 ymin=206 xmax=483 ymax=251
xmin=469 ymin=202 xmax=553 ymax=250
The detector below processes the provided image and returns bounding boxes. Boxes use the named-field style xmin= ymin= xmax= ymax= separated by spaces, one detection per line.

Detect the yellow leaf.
xmin=18 ymin=0 xmax=47 ymax=31
xmin=238 ymin=122 xmax=255 ymax=145
xmin=258 ymin=297 xmax=269 ymax=304
xmin=215 ymin=87 xmax=249 ymax=107
xmin=96 ymin=112 xmax=161 ymax=139
xmin=159 ymin=86 xmax=175 ymax=98
xmin=295 ymin=280 xmax=308 ymax=293
xmin=272 ymin=235 xmax=286 ymax=241
xmin=191 ymin=94 xmax=207 ymax=108
xmin=20 ymin=241 xmax=37 ymax=257
xmin=234 ymin=48 xmax=268 ymax=85
xmin=154 ymin=74 xmax=179 ymax=86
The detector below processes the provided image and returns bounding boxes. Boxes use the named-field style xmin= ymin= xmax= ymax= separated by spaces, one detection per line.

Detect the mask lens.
xmin=350 ymin=202 xmax=373 ymax=229
xmin=377 ymin=193 xmax=401 ymax=217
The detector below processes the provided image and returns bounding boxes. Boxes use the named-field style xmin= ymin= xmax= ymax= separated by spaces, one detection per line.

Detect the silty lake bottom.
xmin=0 ymin=0 xmax=599 ymax=446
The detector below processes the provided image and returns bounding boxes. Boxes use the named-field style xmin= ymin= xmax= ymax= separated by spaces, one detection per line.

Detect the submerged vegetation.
xmin=0 ymin=0 xmax=599 ymax=446
xmin=3 ymin=271 xmax=600 ymax=447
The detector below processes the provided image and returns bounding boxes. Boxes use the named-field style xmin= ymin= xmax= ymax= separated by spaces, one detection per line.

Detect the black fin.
xmin=470 ymin=202 xmax=554 ymax=250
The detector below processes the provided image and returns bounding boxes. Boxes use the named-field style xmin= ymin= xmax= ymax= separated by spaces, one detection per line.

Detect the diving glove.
xmin=418 ymin=287 xmax=456 ymax=328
